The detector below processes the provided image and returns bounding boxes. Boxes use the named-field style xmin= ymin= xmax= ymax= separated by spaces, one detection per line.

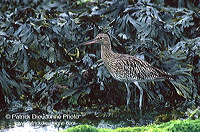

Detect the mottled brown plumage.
xmin=69 ymin=33 xmax=172 ymax=114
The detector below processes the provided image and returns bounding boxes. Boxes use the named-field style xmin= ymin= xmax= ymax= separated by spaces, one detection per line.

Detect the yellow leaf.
xmin=76 ymin=48 xmax=80 ymax=58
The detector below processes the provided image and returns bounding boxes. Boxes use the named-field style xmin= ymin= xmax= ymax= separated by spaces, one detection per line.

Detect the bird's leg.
xmin=133 ymin=81 xmax=143 ymax=116
xmin=125 ymin=83 xmax=131 ymax=109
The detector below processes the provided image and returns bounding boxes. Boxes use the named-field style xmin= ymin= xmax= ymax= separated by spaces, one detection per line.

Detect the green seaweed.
xmin=60 ymin=119 xmax=200 ymax=132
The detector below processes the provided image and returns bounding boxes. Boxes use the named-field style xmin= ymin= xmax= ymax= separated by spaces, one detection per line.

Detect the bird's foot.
xmin=139 ymin=116 xmax=144 ymax=125
xmin=138 ymin=108 xmax=145 ymax=125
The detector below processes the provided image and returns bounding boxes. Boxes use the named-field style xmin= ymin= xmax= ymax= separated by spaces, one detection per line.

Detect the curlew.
xmin=68 ymin=33 xmax=190 ymax=114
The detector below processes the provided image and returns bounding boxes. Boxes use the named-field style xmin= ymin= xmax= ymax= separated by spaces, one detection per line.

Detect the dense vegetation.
xmin=0 ymin=0 xmax=199 ymax=117
xmin=60 ymin=119 xmax=200 ymax=132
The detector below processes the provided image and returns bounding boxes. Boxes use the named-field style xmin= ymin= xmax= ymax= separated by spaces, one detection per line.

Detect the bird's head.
xmin=67 ymin=33 xmax=110 ymax=53
xmin=94 ymin=33 xmax=110 ymax=45
xmin=79 ymin=33 xmax=110 ymax=46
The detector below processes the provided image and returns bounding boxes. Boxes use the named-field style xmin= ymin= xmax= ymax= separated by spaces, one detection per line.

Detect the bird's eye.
xmin=99 ymin=37 xmax=103 ymax=40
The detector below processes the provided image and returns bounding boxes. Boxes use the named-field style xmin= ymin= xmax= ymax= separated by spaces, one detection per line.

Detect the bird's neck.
xmin=101 ymin=43 xmax=113 ymax=60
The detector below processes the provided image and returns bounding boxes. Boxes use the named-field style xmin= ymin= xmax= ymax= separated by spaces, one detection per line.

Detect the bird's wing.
xmin=110 ymin=54 xmax=171 ymax=81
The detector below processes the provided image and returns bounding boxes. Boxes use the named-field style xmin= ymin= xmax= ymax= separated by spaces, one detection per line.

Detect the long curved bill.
xmin=67 ymin=39 xmax=97 ymax=53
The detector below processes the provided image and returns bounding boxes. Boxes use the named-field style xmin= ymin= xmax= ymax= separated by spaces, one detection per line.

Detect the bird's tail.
xmin=169 ymin=80 xmax=192 ymax=99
